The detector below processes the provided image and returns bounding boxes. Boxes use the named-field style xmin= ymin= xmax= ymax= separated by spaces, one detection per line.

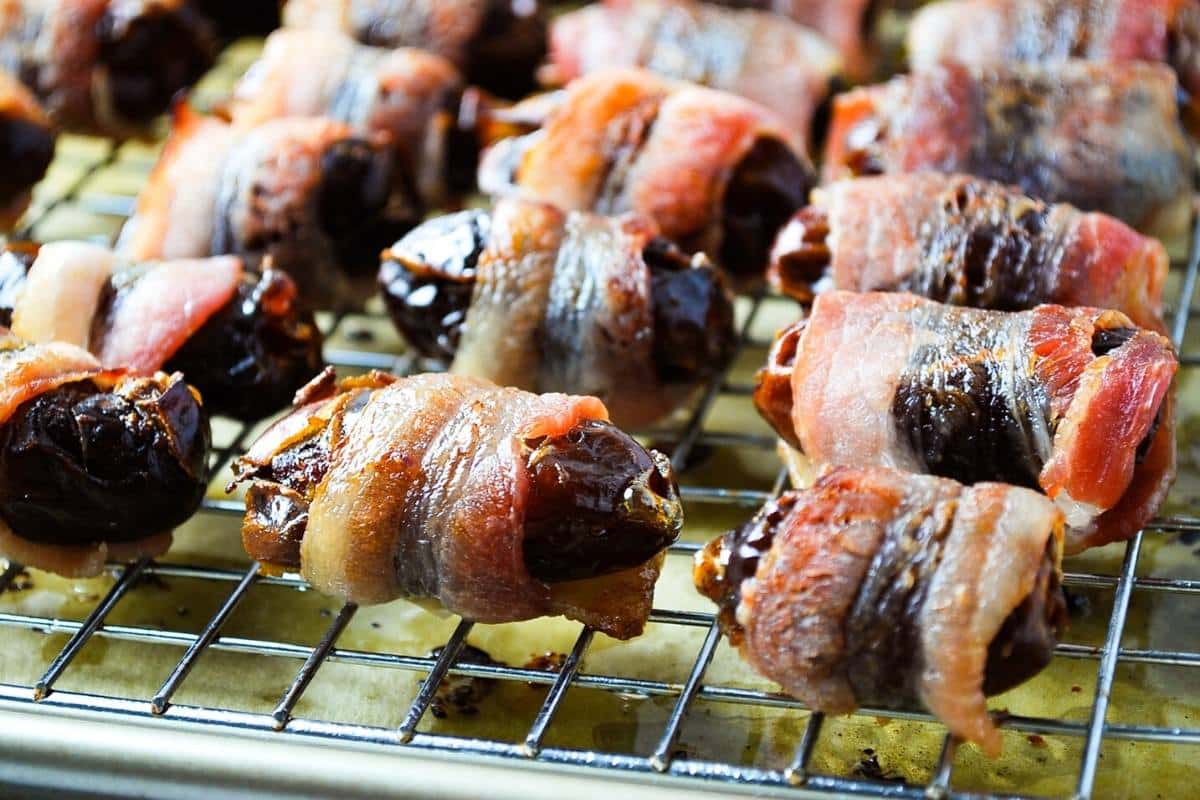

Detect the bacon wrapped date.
xmin=0 ymin=332 xmax=210 ymax=577
xmin=823 ymin=61 xmax=1194 ymax=242
xmin=909 ymin=0 xmax=1200 ymax=132
xmin=117 ymin=108 xmax=414 ymax=310
xmin=695 ymin=465 xmax=1067 ymax=756
xmin=230 ymin=369 xmax=682 ymax=639
xmin=281 ymin=0 xmax=546 ymax=99
xmin=378 ymin=198 xmax=736 ymax=427
xmin=0 ymin=72 xmax=54 ymax=231
xmin=707 ymin=0 xmax=879 ymax=81
xmin=770 ymin=173 xmax=1168 ymax=332
xmin=479 ymin=68 xmax=813 ymax=280
xmin=755 ymin=291 xmax=1177 ymax=553
xmin=1 ymin=241 xmax=322 ymax=421
xmin=543 ymin=0 xmax=841 ymax=142
xmin=229 ymin=29 xmax=479 ymax=207
xmin=0 ymin=0 xmax=215 ymax=137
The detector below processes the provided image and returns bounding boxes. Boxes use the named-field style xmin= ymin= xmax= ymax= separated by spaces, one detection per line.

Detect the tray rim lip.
xmin=0 ymin=692 xmax=849 ymax=800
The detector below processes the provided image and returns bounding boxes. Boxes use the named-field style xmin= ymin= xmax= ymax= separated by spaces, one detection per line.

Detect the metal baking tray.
xmin=2 ymin=40 xmax=1199 ymax=800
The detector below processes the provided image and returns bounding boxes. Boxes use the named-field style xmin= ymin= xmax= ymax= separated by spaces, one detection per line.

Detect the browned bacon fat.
xmin=544 ymin=0 xmax=841 ymax=141
xmin=0 ymin=72 xmax=53 ymax=231
xmin=231 ymin=369 xmax=682 ymax=639
xmin=378 ymin=198 xmax=736 ymax=428
xmin=909 ymin=0 xmax=1200 ymax=131
xmin=770 ymin=174 xmax=1168 ymax=332
xmin=281 ymin=0 xmax=546 ymax=99
xmin=0 ymin=332 xmax=210 ymax=577
xmin=479 ymin=68 xmax=812 ymax=279
xmin=229 ymin=29 xmax=477 ymax=207
xmin=695 ymin=465 xmax=1067 ymax=756
xmin=0 ymin=0 xmax=214 ymax=136
xmin=823 ymin=61 xmax=1193 ymax=241
xmin=0 ymin=242 xmax=323 ymax=420
xmin=755 ymin=292 xmax=1177 ymax=553
xmin=118 ymin=107 xmax=414 ymax=310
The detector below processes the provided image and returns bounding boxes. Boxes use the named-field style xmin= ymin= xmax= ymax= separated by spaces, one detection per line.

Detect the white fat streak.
xmin=11 ymin=241 xmax=115 ymax=350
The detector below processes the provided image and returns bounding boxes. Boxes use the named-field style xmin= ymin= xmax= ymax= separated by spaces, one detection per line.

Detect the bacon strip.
xmin=770 ymin=174 xmax=1168 ymax=331
xmin=234 ymin=371 xmax=666 ymax=639
xmin=822 ymin=61 xmax=1193 ymax=241
xmin=695 ymin=465 xmax=1065 ymax=757
xmin=488 ymin=68 xmax=807 ymax=266
xmin=546 ymin=0 xmax=840 ymax=138
xmin=756 ymin=291 xmax=1177 ymax=552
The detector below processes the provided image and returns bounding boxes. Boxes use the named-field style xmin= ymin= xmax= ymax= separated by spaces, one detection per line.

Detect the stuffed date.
xmin=479 ymin=68 xmax=812 ymax=280
xmin=822 ymin=61 xmax=1193 ymax=241
xmin=0 ymin=332 xmax=210 ymax=577
xmin=0 ymin=0 xmax=215 ymax=137
xmin=1 ymin=241 xmax=323 ymax=421
xmin=754 ymin=291 xmax=1177 ymax=553
xmin=118 ymin=107 xmax=413 ymax=310
xmin=695 ymin=465 xmax=1067 ymax=756
xmin=544 ymin=0 xmax=841 ymax=141
xmin=769 ymin=173 xmax=1168 ymax=332
xmin=230 ymin=368 xmax=682 ymax=639
xmin=378 ymin=198 xmax=736 ymax=427
xmin=281 ymin=0 xmax=546 ymax=99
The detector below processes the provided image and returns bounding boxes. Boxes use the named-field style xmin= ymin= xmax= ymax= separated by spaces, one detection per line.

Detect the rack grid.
xmin=3 ymin=58 xmax=1200 ymax=800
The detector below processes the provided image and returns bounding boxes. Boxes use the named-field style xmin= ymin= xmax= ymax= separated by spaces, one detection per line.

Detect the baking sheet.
xmin=1 ymin=39 xmax=1199 ymax=800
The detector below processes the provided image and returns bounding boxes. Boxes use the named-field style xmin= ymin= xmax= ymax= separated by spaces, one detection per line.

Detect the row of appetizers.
xmin=0 ymin=0 xmax=1193 ymax=761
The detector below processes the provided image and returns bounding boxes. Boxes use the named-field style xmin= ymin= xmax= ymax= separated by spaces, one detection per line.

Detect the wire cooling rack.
xmin=2 ymin=50 xmax=1200 ymax=800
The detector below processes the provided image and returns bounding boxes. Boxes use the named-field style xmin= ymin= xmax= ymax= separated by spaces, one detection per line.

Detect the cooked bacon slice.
xmin=707 ymin=0 xmax=877 ymax=80
xmin=0 ymin=71 xmax=54 ymax=231
xmin=695 ymin=465 xmax=1067 ymax=757
xmin=822 ymin=61 xmax=1193 ymax=241
xmin=378 ymin=198 xmax=736 ymax=427
xmin=754 ymin=291 xmax=1177 ymax=553
xmin=281 ymin=0 xmax=546 ymax=98
xmin=0 ymin=333 xmax=210 ymax=577
xmin=909 ymin=0 xmax=1200 ymax=131
xmin=229 ymin=30 xmax=469 ymax=207
xmin=231 ymin=369 xmax=682 ymax=639
xmin=480 ymin=68 xmax=812 ymax=278
xmin=0 ymin=0 xmax=214 ymax=136
xmin=545 ymin=0 xmax=840 ymax=139
xmin=118 ymin=107 xmax=413 ymax=310
xmin=4 ymin=241 xmax=323 ymax=421
xmin=769 ymin=174 xmax=1168 ymax=332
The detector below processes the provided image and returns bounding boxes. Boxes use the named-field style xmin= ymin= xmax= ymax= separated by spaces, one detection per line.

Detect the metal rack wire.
xmin=2 ymin=134 xmax=1200 ymax=800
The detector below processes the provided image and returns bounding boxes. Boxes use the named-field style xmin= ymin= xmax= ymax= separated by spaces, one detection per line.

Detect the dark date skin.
xmin=464 ymin=0 xmax=547 ymax=100
xmin=0 ymin=374 xmax=210 ymax=546
xmin=238 ymin=415 xmax=682 ymax=583
xmin=0 ymin=113 xmax=55 ymax=216
xmin=705 ymin=493 xmax=1066 ymax=695
xmin=378 ymin=211 xmax=736 ymax=386
xmin=163 ymin=269 xmax=325 ymax=421
xmin=719 ymin=137 xmax=812 ymax=280
xmin=95 ymin=3 xmax=216 ymax=126
xmin=0 ymin=244 xmax=324 ymax=422
xmin=522 ymin=420 xmax=681 ymax=582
